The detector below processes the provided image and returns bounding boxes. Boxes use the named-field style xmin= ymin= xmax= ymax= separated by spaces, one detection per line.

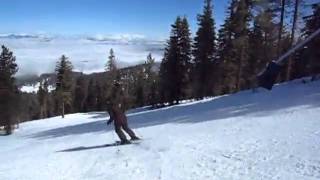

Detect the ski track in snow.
xmin=1 ymin=79 xmax=320 ymax=180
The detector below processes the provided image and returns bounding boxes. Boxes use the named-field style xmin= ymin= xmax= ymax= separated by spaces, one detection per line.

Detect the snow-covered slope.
xmin=1 ymin=79 xmax=320 ymax=180
xmin=19 ymin=82 xmax=55 ymax=93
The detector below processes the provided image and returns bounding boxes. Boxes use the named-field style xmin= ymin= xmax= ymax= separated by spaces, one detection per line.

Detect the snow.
xmin=1 ymin=79 xmax=320 ymax=180
xmin=19 ymin=80 xmax=55 ymax=93
xmin=19 ymin=83 xmax=40 ymax=93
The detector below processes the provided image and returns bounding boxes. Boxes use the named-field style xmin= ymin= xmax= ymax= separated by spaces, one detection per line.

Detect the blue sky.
xmin=0 ymin=0 xmax=229 ymax=38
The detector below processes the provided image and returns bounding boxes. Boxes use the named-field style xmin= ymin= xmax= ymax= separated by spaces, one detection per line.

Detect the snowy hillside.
xmin=1 ymin=79 xmax=320 ymax=180
xmin=20 ymin=82 xmax=55 ymax=93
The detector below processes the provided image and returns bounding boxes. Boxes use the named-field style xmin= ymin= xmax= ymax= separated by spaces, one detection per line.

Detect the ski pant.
xmin=114 ymin=122 xmax=137 ymax=142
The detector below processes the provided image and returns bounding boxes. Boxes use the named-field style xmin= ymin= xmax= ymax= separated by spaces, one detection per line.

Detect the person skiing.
xmin=106 ymin=82 xmax=140 ymax=144
xmin=106 ymin=101 xmax=140 ymax=144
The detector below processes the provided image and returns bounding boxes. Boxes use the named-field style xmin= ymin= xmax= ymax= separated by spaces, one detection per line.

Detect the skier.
xmin=107 ymin=101 xmax=140 ymax=144
xmin=106 ymin=82 xmax=140 ymax=144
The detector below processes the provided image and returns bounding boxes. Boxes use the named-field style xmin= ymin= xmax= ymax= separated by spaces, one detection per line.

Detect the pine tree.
xmin=248 ymin=3 xmax=279 ymax=80
xmin=159 ymin=16 xmax=192 ymax=105
xmin=131 ymin=54 xmax=157 ymax=107
xmin=85 ymin=79 xmax=97 ymax=112
xmin=178 ymin=17 xmax=193 ymax=99
xmin=104 ymin=48 xmax=129 ymax=110
xmin=149 ymin=77 xmax=159 ymax=108
xmin=55 ymin=55 xmax=73 ymax=118
xmin=37 ymin=80 xmax=49 ymax=118
xmin=285 ymin=0 xmax=300 ymax=80
xmin=303 ymin=3 xmax=320 ymax=80
xmin=95 ymin=82 xmax=104 ymax=111
xmin=277 ymin=0 xmax=287 ymax=57
xmin=159 ymin=51 xmax=170 ymax=105
xmin=73 ymin=75 xmax=86 ymax=112
xmin=265 ymin=0 xmax=293 ymax=82
xmin=0 ymin=45 xmax=18 ymax=135
xmin=287 ymin=0 xmax=307 ymax=80
xmin=248 ymin=17 xmax=264 ymax=78
xmin=159 ymin=17 xmax=181 ymax=105
xmin=217 ymin=0 xmax=238 ymax=93
xmin=133 ymin=66 xmax=145 ymax=107
xmin=131 ymin=55 xmax=157 ymax=107
xmin=217 ymin=0 xmax=252 ymax=92
xmin=106 ymin=48 xmax=117 ymax=72
xmin=144 ymin=53 xmax=158 ymax=106
xmin=193 ymin=0 xmax=217 ymax=99
xmin=104 ymin=48 xmax=121 ymax=102
xmin=232 ymin=0 xmax=252 ymax=90
xmin=145 ymin=53 xmax=155 ymax=85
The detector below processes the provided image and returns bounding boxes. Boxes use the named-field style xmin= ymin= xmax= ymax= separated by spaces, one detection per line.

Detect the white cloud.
xmin=87 ymin=33 xmax=147 ymax=43
xmin=0 ymin=33 xmax=165 ymax=76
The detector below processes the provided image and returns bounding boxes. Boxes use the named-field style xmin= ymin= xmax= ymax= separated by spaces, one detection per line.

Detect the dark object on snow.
xmin=256 ymin=27 xmax=320 ymax=90
xmin=257 ymin=61 xmax=282 ymax=90
xmin=107 ymin=103 xmax=140 ymax=144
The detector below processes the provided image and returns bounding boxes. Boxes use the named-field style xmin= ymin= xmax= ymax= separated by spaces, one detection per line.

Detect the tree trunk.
xmin=40 ymin=106 xmax=43 ymax=119
xmin=62 ymin=101 xmax=65 ymax=118
xmin=5 ymin=118 xmax=12 ymax=135
xmin=236 ymin=47 xmax=244 ymax=92
xmin=286 ymin=0 xmax=299 ymax=81
xmin=277 ymin=0 xmax=286 ymax=57
xmin=43 ymin=101 xmax=47 ymax=118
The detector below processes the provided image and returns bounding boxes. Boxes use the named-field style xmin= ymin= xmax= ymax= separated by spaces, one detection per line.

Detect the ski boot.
xmin=120 ymin=139 xmax=131 ymax=145
xmin=130 ymin=136 xmax=140 ymax=141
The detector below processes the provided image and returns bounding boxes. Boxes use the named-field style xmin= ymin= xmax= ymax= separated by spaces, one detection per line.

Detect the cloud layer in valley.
xmin=0 ymin=33 xmax=165 ymax=76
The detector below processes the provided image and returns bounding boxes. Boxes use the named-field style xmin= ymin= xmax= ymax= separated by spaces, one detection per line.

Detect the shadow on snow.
xmin=57 ymin=142 xmax=136 ymax=152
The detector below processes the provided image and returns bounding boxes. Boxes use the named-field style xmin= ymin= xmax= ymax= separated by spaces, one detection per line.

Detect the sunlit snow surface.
xmin=1 ymin=79 xmax=320 ymax=180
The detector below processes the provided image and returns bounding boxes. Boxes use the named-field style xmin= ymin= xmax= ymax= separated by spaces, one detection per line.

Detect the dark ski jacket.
xmin=107 ymin=104 xmax=127 ymax=126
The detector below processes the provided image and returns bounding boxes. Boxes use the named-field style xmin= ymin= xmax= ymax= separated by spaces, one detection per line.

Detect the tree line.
xmin=1 ymin=0 xmax=319 ymax=135
xmin=159 ymin=0 xmax=320 ymax=104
